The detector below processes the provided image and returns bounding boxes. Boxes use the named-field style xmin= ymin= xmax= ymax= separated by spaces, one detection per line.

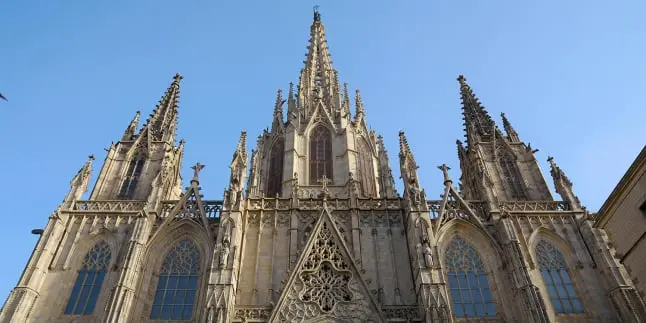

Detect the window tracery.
xmin=64 ymin=241 xmax=111 ymax=315
xmin=150 ymin=239 xmax=200 ymax=321
xmin=309 ymin=125 xmax=333 ymax=184
xmin=266 ymin=139 xmax=284 ymax=197
xmin=535 ymin=241 xmax=583 ymax=314
xmin=445 ymin=237 xmax=496 ymax=318
xmin=118 ymin=155 xmax=145 ymax=199
xmin=499 ymin=154 xmax=526 ymax=199
xmin=356 ymin=139 xmax=376 ymax=197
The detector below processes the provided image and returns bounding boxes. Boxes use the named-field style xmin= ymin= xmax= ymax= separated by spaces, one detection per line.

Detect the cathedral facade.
xmin=2 ymin=9 xmax=645 ymax=323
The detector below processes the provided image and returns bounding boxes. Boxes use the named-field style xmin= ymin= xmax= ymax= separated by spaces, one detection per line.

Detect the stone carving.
xmin=422 ymin=241 xmax=433 ymax=268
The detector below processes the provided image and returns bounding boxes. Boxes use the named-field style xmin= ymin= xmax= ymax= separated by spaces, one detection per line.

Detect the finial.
xmin=174 ymin=73 xmax=183 ymax=81
xmin=438 ymin=164 xmax=452 ymax=184
xmin=88 ymin=154 xmax=95 ymax=161
xmin=191 ymin=162 xmax=206 ymax=183
xmin=313 ymin=5 xmax=321 ymax=21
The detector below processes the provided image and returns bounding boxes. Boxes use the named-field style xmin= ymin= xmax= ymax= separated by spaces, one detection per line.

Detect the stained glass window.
xmin=150 ymin=239 xmax=200 ymax=320
xmin=65 ymin=241 xmax=111 ymax=315
xmin=445 ymin=238 xmax=496 ymax=318
xmin=499 ymin=155 xmax=526 ymax=199
xmin=266 ymin=139 xmax=284 ymax=197
xmin=356 ymin=139 xmax=376 ymax=197
xmin=118 ymin=157 xmax=145 ymax=199
xmin=309 ymin=125 xmax=333 ymax=184
xmin=535 ymin=241 xmax=583 ymax=314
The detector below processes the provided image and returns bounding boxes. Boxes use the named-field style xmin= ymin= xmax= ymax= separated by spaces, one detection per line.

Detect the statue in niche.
xmin=219 ymin=242 xmax=230 ymax=269
xmin=422 ymin=240 xmax=433 ymax=268
xmin=416 ymin=243 xmax=426 ymax=268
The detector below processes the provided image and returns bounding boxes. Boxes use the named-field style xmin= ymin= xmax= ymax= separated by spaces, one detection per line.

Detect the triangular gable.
xmin=435 ymin=184 xmax=484 ymax=231
xmin=149 ymin=185 xmax=212 ymax=242
xmin=269 ymin=206 xmax=386 ymax=322
xmin=305 ymin=101 xmax=336 ymax=132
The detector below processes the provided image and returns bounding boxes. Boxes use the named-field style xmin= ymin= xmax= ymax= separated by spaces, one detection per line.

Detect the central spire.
xmin=297 ymin=7 xmax=342 ymax=118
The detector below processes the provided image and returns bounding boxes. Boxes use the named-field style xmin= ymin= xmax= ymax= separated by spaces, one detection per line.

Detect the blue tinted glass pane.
xmin=65 ymin=272 xmax=85 ymax=314
xmin=188 ymin=276 xmax=198 ymax=286
xmin=182 ymin=305 xmax=193 ymax=319
xmin=550 ymin=270 xmax=563 ymax=285
xmin=161 ymin=306 xmax=172 ymax=319
xmin=450 ymin=288 xmax=461 ymax=301
xmin=474 ymin=303 xmax=485 ymax=316
xmin=154 ymin=290 xmax=164 ymax=305
xmin=150 ymin=305 xmax=161 ymax=319
xmin=486 ymin=303 xmax=497 ymax=316
xmin=553 ymin=298 xmax=563 ymax=313
xmin=546 ymin=285 xmax=558 ymax=299
xmin=572 ymin=298 xmax=583 ymax=313
xmin=556 ymin=285 xmax=567 ymax=299
xmin=562 ymin=299 xmax=573 ymax=313
xmin=461 ymin=290 xmax=472 ymax=303
xmin=454 ymin=304 xmax=464 ymax=317
xmin=85 ymin=277 xmax=104 ymax=314
xmin=178 ymin=276 xmax=189 ymax=289
xmin=85 ymin=272 xmax=96 ymax=286
xmin=464 ymin=303 xmax=475 ymax=317
xmin=472 ymin=289 xmax=483 ymax=303
xmin=158 ymin=276 xmax=167 ymax=289
xmin=468 ymin=272 xmax=478 ymax=286
xmin=458 ymin=273 xmax=467 ymax=287
xmin=174 ymin=290 xmax=186 ymax=304
xmin=167 ymin=276 xmax=178 ymax=289
xmin=74 ymin=285 xmax=92 ymax=314
xmin=172 ymin=305 xmax=182 ymax=320
xmin=565 ymin=284 xmax=577 ymax=298
xmin=448 ymin=274 xmax=458 ymax=288
xmin=164 ymin=289 xmax=175 ymax=304
xmin=560 ymin=270 xmax=572 ymax=283
xmin=482 ymin=288 xmax=493 ymax=302
xmin=541 ymin=269 xmax=551 ymax=281
xmin=478 ymin=274 xmax=488 ymax=288
xmin=185 ymin=290 xmax=196 ymax=305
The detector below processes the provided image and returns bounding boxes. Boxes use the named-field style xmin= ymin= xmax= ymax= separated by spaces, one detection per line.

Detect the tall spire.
xmin=457 ymin=75 xmax=496 ymax=147
xmin=297 ymin=6 xmax=339 ymax=116
xmin=354 ymin=89 xmax=365 ymax=122
xmin=377 ymin=135 xmax=397 ymax=198
xmin=121 ymin=111 xmax=140 ymax=141
xmin=500 ymin=112 xmax=520 ymax=143
xmin=141 ymin=73 xmax=182 ymax=144
xmin=62 ymin=155 xmax=94 ymax=207
xmin=398 ymin=131 xmax=417 ymax=166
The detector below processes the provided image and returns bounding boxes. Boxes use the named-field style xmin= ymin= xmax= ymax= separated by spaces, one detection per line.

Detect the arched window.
xmin=445 ymin=238 xmax=496 ymax=318
xmin=266 ymin=139 xmax=284 ymax=197
xmin=356 ymin=139 xmax=376 ymax=197
xmin=118 ymin=155 xmax=145 ymax=199
xmin=150 ymin=239 xmax=200 ymax=320
xmin=309 ymin=125 xmax=333 ymax=184
xmin=499 ymin=155 xmax=526 ymax=199
xmin=65 ymin=241 xmax=111 ymax=315
xmin=535 ymin=241 xmax=583 ymax=314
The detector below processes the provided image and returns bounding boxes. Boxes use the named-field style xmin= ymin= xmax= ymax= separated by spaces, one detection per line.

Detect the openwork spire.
xmin=272 ymin=89 xmax=285 ymax=132
xmin=233 ymin=131 xmax=248 ymax=163
xmin=500 ymin=112 xmax=520 ymax=142
xmin=122 ymin=111 xmax=140 ymax=141
xmin=457 ymin=75 xmax=495 ymax=146
xmin=141 ymin=73 xmax=182 ymax=143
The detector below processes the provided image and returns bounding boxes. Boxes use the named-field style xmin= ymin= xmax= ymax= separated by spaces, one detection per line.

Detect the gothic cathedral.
xmin=2 ymin=9 xmax=645 ymax=323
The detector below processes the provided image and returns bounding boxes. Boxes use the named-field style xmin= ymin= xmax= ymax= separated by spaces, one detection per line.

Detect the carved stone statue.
xmin=219 ymin=242 xmax=230 ymax=269
xmin=423 ymin=241 xmax=433 ymax=268
xmin=416 ymin=243 xmax=425 ymax=268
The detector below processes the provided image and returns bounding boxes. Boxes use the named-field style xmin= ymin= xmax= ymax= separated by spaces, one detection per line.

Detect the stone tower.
xmin=2 ymin=8 xmax=645 ymax=323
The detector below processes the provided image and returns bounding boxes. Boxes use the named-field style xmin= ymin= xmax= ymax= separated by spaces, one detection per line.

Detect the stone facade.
xmin=2 ymin=8 xmax=645 ymax=323
xmin=594 ymin=146 xmax=646 ymax=305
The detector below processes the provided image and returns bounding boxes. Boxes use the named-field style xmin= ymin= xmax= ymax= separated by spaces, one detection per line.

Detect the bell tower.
xmin=455 ymin=75 xmax=553 ymax=203
xmin=245 ymin=8 xmax=397 ymax=199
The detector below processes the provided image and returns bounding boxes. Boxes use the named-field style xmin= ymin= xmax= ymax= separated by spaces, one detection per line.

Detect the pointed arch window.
xmin=309 ymin=125 xmax=333 ymax=184
xmin=499 ymin=155 xmax=526 ymax=199
xmin=64 ymin=241 xmax=111 ymax=315
xmin=445 ymin=238 xmax=496 ymax=318
xmin=266 ymin=138 xmax=285 ymax=197
xmin=356 ymin=139 xmax=376 ymax=197
xmin=535 ymin=241 xmax=583 ymax=314
xmin=150 ymin=239 xmax=200 ymax=320
xmin=118 ymin=155 xmax=145 ymax=199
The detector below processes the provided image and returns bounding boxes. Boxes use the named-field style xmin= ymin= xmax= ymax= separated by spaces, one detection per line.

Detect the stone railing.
xmin=426 ymin=200 xmax=489 ymax=220
xmin=500 ymin=201 xmax=570 ymax=213
xmin=158 ymin=200 xmax=223 ymax=219
xmin=232 ymin=306 xmax=272 ymax=322
xmin=71 ymin=200 xmax=146 ymax=213
xmin=382 ymin=305 xmax=421 ymax=321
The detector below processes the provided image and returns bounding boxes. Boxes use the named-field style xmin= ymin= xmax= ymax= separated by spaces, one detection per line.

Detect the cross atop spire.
xmin=190 ymin=162 xmax=206 ymax=184
xmin=438 ymin=163 xmax=452 ymax=184
xmin=457 ymin=75 xmax=496 ymax=147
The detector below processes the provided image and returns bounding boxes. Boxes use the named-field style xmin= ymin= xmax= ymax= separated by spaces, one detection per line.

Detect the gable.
xmin=269 ymin=206 xmax=386 ymax=322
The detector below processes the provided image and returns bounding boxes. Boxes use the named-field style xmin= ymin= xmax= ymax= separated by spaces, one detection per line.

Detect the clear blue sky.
xmin=0 ymin=1 xmax=644 ymax=301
